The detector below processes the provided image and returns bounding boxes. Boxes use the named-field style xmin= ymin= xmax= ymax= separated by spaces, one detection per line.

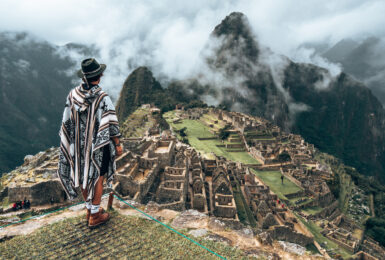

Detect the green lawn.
xmin=250 ymin=169 xmax=302 ymax=200
xmin=301 ymin=206 xmax=323 ymax=215
xmin=164 ymin=114 xmax=261 ymax=165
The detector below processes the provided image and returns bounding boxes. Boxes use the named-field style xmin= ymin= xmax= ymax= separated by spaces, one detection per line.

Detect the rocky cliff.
xmin=171 ymin=12 xmax=385 ymax=181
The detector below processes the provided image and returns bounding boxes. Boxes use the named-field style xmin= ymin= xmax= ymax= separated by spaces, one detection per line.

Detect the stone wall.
xmin=312 ymin=200 xmax=338 ymax=219
xmin=192 ymin=194 xmax=206 ymax=211
xmin=7 ymin=180 xmax=66 ymax=205
xmin=115 ymin=163 xmax=159 ymax=202
xmin=214 ymin=194 xmax=237 ymax=219
xmin=156 ymin=200 xmax=185 ymax=211
xmin=164 ymin=167 xmax=186 ymax=181
xmin=157 ymin=184 xmax=183 ymax=201
xmin=267 ymin=225 xmax=313 ymax=246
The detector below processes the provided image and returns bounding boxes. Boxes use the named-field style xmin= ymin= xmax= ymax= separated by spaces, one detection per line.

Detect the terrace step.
xmin=115 ymin=151 xmax=132 ymax=169
xmin=117 ymin=161 xmax=132 ymax=174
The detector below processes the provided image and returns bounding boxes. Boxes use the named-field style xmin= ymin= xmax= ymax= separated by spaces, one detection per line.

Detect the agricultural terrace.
xmin=164 ymin=111 xmax=261 ymax=165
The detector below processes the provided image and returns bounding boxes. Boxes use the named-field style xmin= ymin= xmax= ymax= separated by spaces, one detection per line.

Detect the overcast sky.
xmin=1 ymin=0 xmax=385 ymax=97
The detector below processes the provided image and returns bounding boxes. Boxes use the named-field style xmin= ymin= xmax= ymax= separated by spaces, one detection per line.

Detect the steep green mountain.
xmin=115 ymin=67 xmax=207 ymax=122
xmin=171 ymin=12 xmax=385 ymax=182
xmin=116 ymin=67 xmax=164 ymax=121
xmin=322 ymin=38 xmax=359 ymax=62
xmin=321 ymin=37 xmax=385 ymax=106
xmin=0 ymin=32 xmax=94 ymax=174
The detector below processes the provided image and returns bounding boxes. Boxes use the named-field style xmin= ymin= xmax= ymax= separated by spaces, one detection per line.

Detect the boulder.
xmin=188 ymin=228 xmax=208 ymax=237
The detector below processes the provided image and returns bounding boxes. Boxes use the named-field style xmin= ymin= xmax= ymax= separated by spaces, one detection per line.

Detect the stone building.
xmin=187 ymin=151 xmax=208 ymax=213
xmin=113 ymin=149 xmax=160 ymax=202
xmin=0 ymin=147 xmax=67 ymax=206
xmin=211 ymin=166 xmax=237 ymax=219
xmin=156 ymin=166 xmax=188 ymax=211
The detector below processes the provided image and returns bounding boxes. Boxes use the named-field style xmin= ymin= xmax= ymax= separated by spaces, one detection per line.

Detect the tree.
xmin=219 ymin=125 xmax=231 ymax=140
xmin=178 ymin=127 xmax=187 ymax=137
xmin=278 ymin=151 xmax=291 ymax=162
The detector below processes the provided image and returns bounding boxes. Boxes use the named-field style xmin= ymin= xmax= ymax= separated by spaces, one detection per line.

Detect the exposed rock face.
xmin=206 ymin=12 xmax=290 ymax=130
xmin=278 ymin=241 xmax=306 ymax=256
xmin=173 ymin=12 xmax=385 ymax=181
xmin=171 ymin=209 xmax=209 ymax=229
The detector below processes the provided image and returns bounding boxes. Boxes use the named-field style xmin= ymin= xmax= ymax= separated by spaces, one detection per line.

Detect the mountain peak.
xmin=212 ymin=12 xmax=256 ymax=43
xmin=208 ymin=12 xmax=259 ymax=70
xmin=115 ymin=66 xmax=163 ymax=121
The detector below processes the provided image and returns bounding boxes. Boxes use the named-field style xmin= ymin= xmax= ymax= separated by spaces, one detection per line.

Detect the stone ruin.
xmin=211 ymin=166 xmax=237 ymax=219
xmin=281 ymin=166 xmax=334 ymax=208
xmin=187 ymin=150 xmax=208 ymax=213
xmin=0 ymin=147 xmax=67 ymax=206
xmin=156 ymin=165 xmax=188 ymax=211
xmin=1 ymin=106 xmax=384 ymax=259
xmin=242 ymin=172 xmax=313 ymax=246
xmin=321 ymin=214 xmax=362 ymax=254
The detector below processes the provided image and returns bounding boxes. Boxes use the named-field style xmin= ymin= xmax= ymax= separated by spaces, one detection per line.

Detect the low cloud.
xmin=1 ymin=0 xmax=385 ymax=100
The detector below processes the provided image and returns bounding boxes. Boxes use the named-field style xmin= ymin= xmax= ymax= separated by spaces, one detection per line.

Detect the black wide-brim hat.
xmin=77 ymin=58 xmax=106 ymax=78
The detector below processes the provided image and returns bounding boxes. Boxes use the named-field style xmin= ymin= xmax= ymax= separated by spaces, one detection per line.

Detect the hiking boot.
xmin=86 ymin=207 xmax=105 ymax=222
xmin=88 ymin=210 xmax=110 ymax=228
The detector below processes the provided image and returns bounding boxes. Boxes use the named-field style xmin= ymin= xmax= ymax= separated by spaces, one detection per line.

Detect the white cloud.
xmin=1 ymin=0 xmax=385 ymax=99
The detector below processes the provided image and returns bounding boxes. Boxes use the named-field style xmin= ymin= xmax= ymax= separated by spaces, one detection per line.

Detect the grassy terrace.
xmin=294 ymin=213 xmax=352 ymax=259
xmin=121 ymin=108 xmax=155 ymax=138
xmin=164 ymin=112 xmax=261 ymax=165
xmin=250 ymin=169 xmax=302 ymax=201
xmin=301 ymin=206 xmax=323 ymax=216
xmin=0 ymin=213 xmax=252 ymax=259
xmin=200 ymin=113 xmax=227 ymax=131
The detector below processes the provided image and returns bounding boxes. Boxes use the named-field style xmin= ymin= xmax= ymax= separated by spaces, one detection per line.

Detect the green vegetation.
xmin=164 ymin=114 xmax=261 ymax=165
xmin=116 ymin=67 xmax=207 ymax=123
xmin=250 ymin=169 xmax=302 ymax=200
xmin=120 ymin=107 xmax=154 ymax=137
xmin=294 ymin=213 xmax=352 ymax=259
xmin=218 ymin=124 xmax=231 ymax=140
xmin=365 ymin=218 xmax=385 ymax=246
xmin=316 ymin=151 xmax=385 ymax=246
xmin=301 ymin=206 xmax=323 ymax=216
xmin=232 ymin=180 xmax=257 ymax=227
xmin=0 ymin=212 xmax=253 ymax=259
xmin=305 ymin=243 xmax=320 ymax=255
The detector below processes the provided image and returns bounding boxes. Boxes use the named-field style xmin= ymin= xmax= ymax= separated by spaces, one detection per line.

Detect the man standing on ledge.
xmin=57 ymin=58 xmax=123 ymax=228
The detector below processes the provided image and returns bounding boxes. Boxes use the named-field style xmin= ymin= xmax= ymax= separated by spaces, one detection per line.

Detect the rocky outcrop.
xmin=267 ymin=226 xmax=313 ymax=247
xmin=179 ymin=12 xmax=385 ymax=181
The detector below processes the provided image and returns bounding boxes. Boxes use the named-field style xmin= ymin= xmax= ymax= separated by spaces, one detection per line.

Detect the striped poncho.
xmin=57 ymin=84 xmax=121 ymax=201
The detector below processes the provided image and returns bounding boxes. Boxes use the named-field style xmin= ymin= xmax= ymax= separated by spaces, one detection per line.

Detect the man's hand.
xmin=111 ymin=136 xmax=123 ymax=157
xmin=116 ymin=144 xmax=123 ymax=157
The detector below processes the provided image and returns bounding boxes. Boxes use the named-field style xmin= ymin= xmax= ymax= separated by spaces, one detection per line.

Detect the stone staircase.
xmin=115 ymin=151 xmax=134 ymax=174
